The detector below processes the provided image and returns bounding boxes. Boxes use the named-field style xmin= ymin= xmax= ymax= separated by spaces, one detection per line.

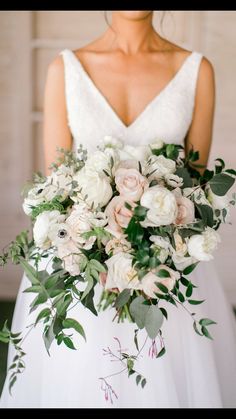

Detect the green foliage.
xmin=209 ymin=173 xmax=235 ymax=196
xmin=129 ymin=296 xmax=164 ymax=339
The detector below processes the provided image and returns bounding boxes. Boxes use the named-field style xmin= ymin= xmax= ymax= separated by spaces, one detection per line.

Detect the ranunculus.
xmin=105 ymin=252 xmax=142 ymax=292
xmin=33 ymin=210 xmax=65 ymax=249
xmin=105 ymin=196 xmax=136 ymax=238
xmin=119 ymin=144 xmax=152 ymax=162
xmin=165 ymin=173 xmax=183 ymax=188
xmin=73 ymin=167 xmax=112 ymax=208
xmin=57 ymin=239 xmax=86 ymax=276
xmin=140 ymin=186 xmax=178 ymax=227
xmin=144 ymin=155 xmax=176 ymax=181
xmin=141 ymin=265 xmax=180 ymax=298
xmin=187 ymin=227 xmax=221 ymax=261
xmin=115 ymin=168 xmax=148 ymax=201
xmin=173 ymin=188 xmax=195 ymax=225
xmin=105 ymin=236 xmax=132 ymax=256
xmin=206 ymin=185 xmax=230 ymax=210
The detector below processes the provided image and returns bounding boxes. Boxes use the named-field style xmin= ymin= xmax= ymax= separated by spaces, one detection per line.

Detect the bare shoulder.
xmin=198 ymin=56 xmax=215 ymax=83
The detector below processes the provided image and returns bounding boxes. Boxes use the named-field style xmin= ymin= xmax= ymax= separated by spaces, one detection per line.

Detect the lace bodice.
xmin=60 ymin=49 xmax=203 ymax=153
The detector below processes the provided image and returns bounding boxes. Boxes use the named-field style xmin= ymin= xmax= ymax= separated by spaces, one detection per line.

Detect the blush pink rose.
xmin=174 ymin=190 xmax=195 ymax=225
xmin=105 ymin=196 xmax=136 ymax=238
xmin=115 ymin=168 xmax=148 ymax=201
xmin=99 ymin=272 xmax=119 ymax=293
xmin=141 ymin=265 xmax=180 ymax=298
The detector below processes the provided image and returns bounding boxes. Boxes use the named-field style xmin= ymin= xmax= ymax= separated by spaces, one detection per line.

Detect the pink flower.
xmin=174 ymin=188 xmax=195 ymax=225
xmin=105 ymin=196 xmax=136 ymax=238
xmin=99 ymin=272 xmax=119 ymax=293
xmin=141 ymin=265 xmax=180 ymax=298
xmin=114 ymin=168 xmax=148 ymax=201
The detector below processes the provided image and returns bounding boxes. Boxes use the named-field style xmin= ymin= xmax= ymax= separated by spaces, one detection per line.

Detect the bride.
xmin=1 ymin=10 xmax=236 ymax=408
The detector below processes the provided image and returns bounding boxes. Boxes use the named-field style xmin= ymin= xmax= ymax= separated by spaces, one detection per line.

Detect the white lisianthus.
xmin=105 ymin=252 xmax=142 ymax=292
xmin=187 ymin=227 xmax=221 ymax=261
xmin=57 ymin=239 xmax=86 ymax=276
xmin=149 ymin=139 xmax=164 ymax=150
xmin=73 ymin=167 xmax=113 ymax=208
xmin=119 ymin=144 xmax=152 ymax=162
xmin=100 ymin=135 xmax=124 ymax=150
xmin=33 ymin=210 xmax=65 ymax=249
xmin=149 ymin=235 xmax=170 ymax=263
xmin=105 ymin=236 xmax=132 ymax=256
xmin=140 ymin=186 xmax=178 ymax=227
xmin=205 ymin=185 xmax=230 ymax=210
xmin=144 ymin=155 xmax=176 ymax=181
xmin=165 ymin=173 xmax=184 ymax=188
xmin=183 ymin=187 xmax=211 ymax=207
xmin=141 ymin=266 xmax=180 ymax=298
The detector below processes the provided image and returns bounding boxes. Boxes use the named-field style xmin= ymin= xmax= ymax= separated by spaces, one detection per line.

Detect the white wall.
xmin=0 ymin=11 xmax=235 ymax=304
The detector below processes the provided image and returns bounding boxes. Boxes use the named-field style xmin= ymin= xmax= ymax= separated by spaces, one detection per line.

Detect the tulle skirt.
xmin=1 ymin=259 xmax=236 ymax=408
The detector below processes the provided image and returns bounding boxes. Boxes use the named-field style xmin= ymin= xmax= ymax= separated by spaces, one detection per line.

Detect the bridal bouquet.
xmin=1 ymin=136 xmax=236 ymax=399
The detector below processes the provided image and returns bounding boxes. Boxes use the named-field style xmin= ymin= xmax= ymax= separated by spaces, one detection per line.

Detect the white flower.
xmin=73 ymin=167 xmax=113 ymax=208
xmin=105 ymin=236 xmax=132 ymax=256
xmin=144 ymin=155 xmax=176 ymax=181
xmin=48 ymin=222 xmax=72 ymax=247
xmin=149 ymin=139 xmax=164 ymax=150
xmin=90 ymin=211 xmax=108 ymax=228
xmin=140 ymin=186 xmax=178 ymax=227
xmin=119 ymin=144 xmax=152 ymax=162
xmin=141 ymin=266 xmax=180 ymax=298
xmin=165 ymin=173 xmax=183 ymax=188
xmin=105 ymin=252 xmax=142 ymax=292
xmin=170 ymin=231 xmax=197 ymax=271
xmin=187 ymin=227 xmax=221 ymax=261
xmin=33 ymin=210 xmax=65 ymax=249
xmin=85 ymin=150 xmax=119 ymax=176
xmin=206 ymin=185 xmax=230 ymax=210
xmin=114 ymin=168 xmax=149 ymax=201
xmin=49 ymin=164 xmax=74 ymax=195
xmin=100 ymin=135 xmax=124 ymax=150
xmin=22 ymin=182 xmax=59 ymax=215
xmin=149 ymin=235 xmax=170 ymax=263
xmin=183 ymin=187 xmax=211 ymax=207
xmin=66 ymin=204 xmax=96 ymax=249
xmin=57 ymin=239 xmax=86 ymax=276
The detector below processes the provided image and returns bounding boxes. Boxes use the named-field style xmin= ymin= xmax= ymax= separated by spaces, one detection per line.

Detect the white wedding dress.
xmin=1 ymin=49 xmax=236 ymax=408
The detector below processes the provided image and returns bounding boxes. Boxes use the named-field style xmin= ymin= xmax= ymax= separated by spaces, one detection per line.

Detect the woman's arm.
xmin=43 ymin=55 xmax=72 ymax=176
xmin=185 ymin=57 xmax=216 ymax=173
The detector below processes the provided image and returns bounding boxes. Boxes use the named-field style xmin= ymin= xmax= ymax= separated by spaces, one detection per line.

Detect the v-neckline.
xmin=68 ymin=49 xmax=195 ymax=130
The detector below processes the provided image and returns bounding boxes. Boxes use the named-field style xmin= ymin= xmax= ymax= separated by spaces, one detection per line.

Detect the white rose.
xmin=170 ymin=231 xmax=197 ymax=270
xmin=187 ymin=227 xmax=221 ymax=261
xmin=73 ymin=167 xmax=113 ymax=208
xmin=149 ymin=139 xmax=164 ymax=150
xmin=65 ymin=204 xmax=96 ymax=249
xmin=85 ymin=151 xmax=112 ymax=175
xmin=105 ymin=252 xmax=142 ymax=292
xmin=206 ymin=185 xmax=230 ymax=210
xmin=165 ymin=173 xmax=184 ymax=188
xmin=119 ymin=144 xmax=152 ymax=162
xmin=140 ymin=186 xmax=178 ymax=227
xmin=144 ymin=155 xmax=176 ymax=181
xmin=33 ymin=210 xmax=65 ymax=249
xmin=141 ymin=266 xmax=180 ymax=298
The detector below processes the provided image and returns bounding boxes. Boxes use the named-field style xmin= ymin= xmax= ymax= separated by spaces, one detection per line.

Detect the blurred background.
xmin=0 ymin=10 xmax=236 ymax=391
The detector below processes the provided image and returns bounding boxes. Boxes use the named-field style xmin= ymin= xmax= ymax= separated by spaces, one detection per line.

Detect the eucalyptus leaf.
xmin=115 ymin=289 xmax=131 ymax=310
xmin=129 ymin=296 xmax=149 ymax=329
xmin=209 ymin=173 xmax=235 ymax=196
xmin=145 ymin=305 xmax=164 ymax=339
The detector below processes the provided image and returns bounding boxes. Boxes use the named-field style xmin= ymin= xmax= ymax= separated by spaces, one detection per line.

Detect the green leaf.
xmin=136 ymin=374 xmax=142 ymax=386
xmin=155 ymin=282 xmax=169 ymax=294
xmin=80 ymin=288 xmax=97 ymax=316
xmin=23 ymin=285 xmax=42 ymax=293
xmin=156 ymin=347 xmax=166 ymax=358
xmin=175 ymin=167 xmax=192 ymax=187
xmin=180 ymin=277 xmax=190 ymax=287
xmin=89 ymin=259 xmax=106 ymax=273
xmin=196 ymin=204 xmax=214 ymax=227
xmin=129 ymin=296 xmax=149 ymax=329
xmin=177 ymin=291 xmax=185 ymax=303
xmin=63 ymin=336 xmax=76 ymax=350
xmin=9 ymin=376 xmax=17 ymax=395
xmin=186 ymin=283 xmax=193 ymax=297
xmin=35 ymin=308 xmax=51 ymax=325
xmin=145 ymin=305 xmax=164 ymax=339
xmin=201 ymin=326 xmax=213 ymax=340
xmin=188 ymin=299 xmax=205 ymax=305
xmin=56 ymin=294 xmax=72 ymax=316
xmin=62 ymin=318 xmax=86 ymax=341
xmin=115 ymin=289 xmax=131 ymax=310
xmin=141 ymin=378 xmax=147 ymax=388
xmin=183 ymin=263 xmax=198 ymax=275
xmin=159 ymin=307 xmax=168 ymax=320
xmin=209 ymin=173 xmax=235 ymax=196
xmin=43 ymin=321 xmax=55 ymax=354
xmin=199 ymin=318 xmax=217 ymax=326
xmin=81 ymin=271 xmax=94 ymax=301
xmin=193 ymin=321 xmax=203 ymax=336
xmin=157 ymin=269 xmax=170 ymax=278
xmin=20 ymin=260 xmax=39 ymax=285
xmin=133 ymin=205 xmax=148 ymax=220
xmin=134 ymin=329 xmax=139 ymax=351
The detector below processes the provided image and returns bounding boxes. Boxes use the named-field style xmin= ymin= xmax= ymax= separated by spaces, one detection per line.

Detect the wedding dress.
xmin=1 ymin=49 xmax=236 ymax=408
